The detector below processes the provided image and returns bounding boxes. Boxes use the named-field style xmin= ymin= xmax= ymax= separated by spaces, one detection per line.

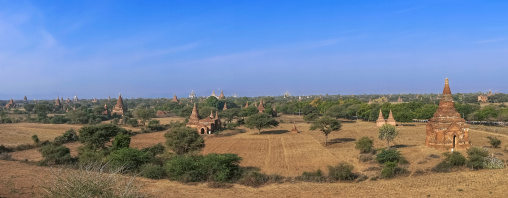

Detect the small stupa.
xmin=290 ymin=123 xmax=299 ymax=133
xmin=223 ymin=102 xmax=228 ymax=111
xmin=171 ymin=94 xmax=179 ymax=103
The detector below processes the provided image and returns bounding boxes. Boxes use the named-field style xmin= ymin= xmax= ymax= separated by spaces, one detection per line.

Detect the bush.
xmin=487 ymin=136 xmax=501 ymax=148
xmin=207 ymin=181 xmax=233 ymax=188
xmin=39 ymin=143 xmax=72 ymax=165
xmin=375 ymin=149 xmax=405 ymax=164
xmin=77 ymin=147 xmax=109 ymax=165
xmin=355 ymin=137 xmax=373 ymax=153
xmin=141 ymin=143 xmax=165 ymax=157
xmin=165 ymin=127 xmax=204 ymax=155
xmin=328 ymin=162 xmax=356 ymax=181
xmin=444 ymin=152 xmax=466 ymax=166
xmin=466 ymin=147 xmax=489 ymax=170
xmin=146 ymin=120 xmax=166 ymax=132
xmin=127 ymin=119 xmax=139 ymax=127
xmin=295 ymin=169 xmax=327 ymax=182
xmin=359 ymin=154 xmax=373 ymax=162
xmin=483 ymin=155 xmax=505 ymax=169
xmin=108 ymin=148 xmax=151 ymax=171
xmin=32 ymin=134 xmax=40 ymax=145
xmin=54 ymin=129 xmax=79 ymax=144
xmin=50 ymin=115 xmax=69 ymax=124
xmin=42 ymin=164 xmax=144 ymax=198
xmin=381 ymin=161 xmax=408 ymax=178
xmin=0 ymin=145 xmax=13 ymax=153
xmin=0 ymin=152 xmax=13 ymax=161
xmin=238 ymin=171 xmax=268 ymax=187
xmin=141 ymin=163 xmax=166 ymax=179
xmin=432 ymin=152 xmax=466 ymax=172
xmin=164 ymin=153 xmax=242 ymax=183
xmin=112 ymin=133 xmax=131 ymax=150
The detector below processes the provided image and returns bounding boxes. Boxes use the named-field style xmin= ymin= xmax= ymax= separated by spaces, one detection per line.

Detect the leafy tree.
xmin=112 ymin=133 xmax=131 ymax=150
xmin=303 ymin=113 xmax=319 ymax=122
xmin=379 ymin=124 xmax=398 ymax=148
xmin=24 ymin=104 xmax=35 ymax=112
xmin=239 ymin=106 xmax=258 ymax=118
xmin=164 ymin=127 xmax=205 ymax=155
xmin=245 ymin=113 xmax=279 ymax=134
xmin=135 ymin=108 xmax=155 ymax=126
xmin=205 ymin=97 xmax=220 ymax=108
xmin=324 ymin=105 xmax=346 ymax=119
xmin=221 ymin=109 xmax=239 ymax=123
xmin=309 ymin=116 xmax=342 ymax=146
xmin=78 ymin=124 xmax=128 ymax=150
xmin=67 ymin=110 xmax=89 ymax=124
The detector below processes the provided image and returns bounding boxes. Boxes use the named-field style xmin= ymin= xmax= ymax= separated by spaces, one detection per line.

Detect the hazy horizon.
xmin=1 ymin=1 xmax=507 ymax=99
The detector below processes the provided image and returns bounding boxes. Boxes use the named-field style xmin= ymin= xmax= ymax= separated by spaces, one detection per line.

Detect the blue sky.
xmin=1 ymin=0 xmax=507 ymax=99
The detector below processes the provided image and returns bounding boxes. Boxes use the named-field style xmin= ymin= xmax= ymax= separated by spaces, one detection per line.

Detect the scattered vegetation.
xmin=378 ymin=124 xmax=398 ymax=148
xmin=375 ymin=149 xmax=406 ymax=164
xmin=487 ymin=136 xmax=501 ymax=148
xmin=245 ymin=113 xmax=279 ymax=134
xmin=164 ymin=127 xmax=205 ymax=155
xmin=309 ymin=116 xmax=342 ymax=146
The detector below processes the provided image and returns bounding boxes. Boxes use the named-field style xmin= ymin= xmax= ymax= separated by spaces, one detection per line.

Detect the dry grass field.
xmin=2 ymin=114 xmax=508 ymax=197
xmin=0 ymin=123 xmax=81 ymax=147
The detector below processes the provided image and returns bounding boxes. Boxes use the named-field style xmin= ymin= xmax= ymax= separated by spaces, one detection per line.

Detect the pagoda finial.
xmin=445 ymin=78 xmax=449 ymax=84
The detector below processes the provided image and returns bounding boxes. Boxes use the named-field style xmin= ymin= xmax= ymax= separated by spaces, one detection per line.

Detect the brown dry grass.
xmin=2 ymin=115 xmax=508 ymax=197
xmin=0 ymin=123 xmax=81 ymax=147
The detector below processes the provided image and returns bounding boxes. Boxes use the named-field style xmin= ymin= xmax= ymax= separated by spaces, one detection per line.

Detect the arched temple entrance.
xmin=453 ymin=135 xmax=457 ymax=149
xmin=200 ymin=128 xmax=205 ymax=134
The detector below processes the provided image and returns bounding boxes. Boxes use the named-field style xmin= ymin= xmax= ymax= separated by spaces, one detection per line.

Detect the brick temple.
xmin=111 ymin=94 xmax=127 ymax=116
xmin=426 ymin=78 xmax=470 ymax=150
xmin=186 ymin=103 xmax=221 ymax=134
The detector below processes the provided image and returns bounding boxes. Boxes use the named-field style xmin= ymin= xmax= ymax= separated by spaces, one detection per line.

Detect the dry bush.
xmin=42 ymin=163 xmax=145 ymax=198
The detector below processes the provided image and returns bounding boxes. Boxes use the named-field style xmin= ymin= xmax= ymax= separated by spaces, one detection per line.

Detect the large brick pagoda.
xmin=111 ymin=94 xmax=127 ymax=116
xmin=426 ymin=78 xmax=470 ymax=150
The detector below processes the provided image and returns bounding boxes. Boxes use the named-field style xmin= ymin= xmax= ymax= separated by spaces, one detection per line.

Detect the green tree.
xmin=303 ymin=113 xmax=319 ymax=122
xmin=135 ymin=108 xmax=155 ymax=126
xmin=355 ymin=136 xmax=373 ymax=153
xmin=112 ymin=133 xmax=131 ymax=150
xmin=309 ymin=116 xmax=342 ymax=146
xmin=32 ymin=134 xmax=40 ymax=145
xmin=221 ymin=109 xmax=239 ymax=123
xmin=379 ymin=124 xmax=398 ymax=148
xmin=164 ymin=127 xmax=205 ymax=155
xmin=39 ymin=143 xmax=72 ymax=165
xmin=24 ymin=104 xmax=35 ymax=112
xmin=245 ymin=113 xmax=279 ymax=134
xmin=78 ymin=124 xmax=128 ymax=150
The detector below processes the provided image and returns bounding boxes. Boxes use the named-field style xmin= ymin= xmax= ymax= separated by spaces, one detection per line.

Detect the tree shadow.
xmin=392 ymin=144 xmax=416 ymax=148
xmin=260 ymin=130 xmax=290 ymax=135
xmin=340 ymin=120 xmax=357 ymax=123
xmin=328 ymin=138 xmax=356 ymax=145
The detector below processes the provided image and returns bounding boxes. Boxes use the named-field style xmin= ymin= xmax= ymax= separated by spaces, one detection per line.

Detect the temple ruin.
xmin=219 ymin=90 xmax=225 ymax=100
xmin=186 ymin=103 xmax=222 ymax=134
xmin=478 ymin=95 xmax=488 ymax=103
xmin=111 ymin=94 xmax=127 ymax=116
xmin=54 ymin=97 xmax=62 ymax=109
xmin=5 ymin=98 xmax=15 ymax=108
xmin=376 ymin=109 xmax=396 ymax=127
xmin=223 ymin=102 xmax=227 ymax=111
xmin=102 ymin=103 xmax=109 ymax=115
xmin=426 ymin=78 xmax=470 ymax=150
xmin=171 ymin=94 xmax=179 ymax=103
xmin=257 ymin=100 xmax=265 ymax=113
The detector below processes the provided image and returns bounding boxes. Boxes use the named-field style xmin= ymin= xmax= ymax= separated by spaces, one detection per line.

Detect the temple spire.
xmin=190 ymin=103 xmax=199 ymax=120
xmin=223 ymin=102 xmax=228 ymax=111
xmin=210 ymin=110 xmax=214 ymax=118
xmin=443 ymin=78 xmax=451 ymax=95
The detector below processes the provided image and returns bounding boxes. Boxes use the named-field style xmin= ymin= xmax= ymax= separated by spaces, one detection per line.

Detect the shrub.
xmin=164 ymin=153 xmax=242 ymax=183
xmin=146 ymin=120 xmax=166 ymax=132
xmin=77 ymin=146 xmax=109 ymax=165
xmin=432 ymin=152 xmax=466 ymax=172
xmin=328 ymin=162 xmax=356 ymax=181
xmin=375 ymin=149 xmax=405 ymax=164
xmin=295 ymin=169 xmax=327 ymax=182
xmin=112 ymin=133 xmax=131 ymax=150
xmin=141 ymin=143 xmax=165 ymax=157
xmin=141 ymin=163 xmax=166 ymax=179
xmin=54 ymin=129 xmax=79 ymax=144
xmin=238 ymin=171 xmax=268 ymax=187
xmin=108 ymin=148 xmax=150 ymax=171
xmin=381 ymin=161 xmax=408 ymax=178
xmin=487 ymin=136 xmax=501 ymax=148
xmin=164 ymin=127 xmax=204 ymax=155
xmin=359 ymin=154 xmax=373 ymax=162
xmin=0 ymin=145 xmax=13 ymax=153
xmin=444 ymin=152 xmax=466 ymax=166
xmin=39 ymin=143 xmax=72 ymax=165
xmin=50 ymin=115 xmax=69 ymax=124
xmin=42 ymin=164 xmax=144 ymax=198
xmin=432 ymin=161 xmax=452 ymax=173
xmin=32 ymin=134 xmax=40 ymax=145
xmin=483 ymin=155 xmax=505 ymax=169
xmin=355 ymin=137 xmax=373 ymax=153
xmin=466 ymin=147 xmax=489 ymax=170
xmin=127 ymin=119 xmax=139 ymax=127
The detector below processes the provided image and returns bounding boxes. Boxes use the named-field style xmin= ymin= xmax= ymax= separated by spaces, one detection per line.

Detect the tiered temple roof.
xmin=257 ymin=100 xmax=265 ymax=113
xmin=54 ymin=97 xmax=62 ymax=108
xmin=426 ymin=78 xmax=470 ymax=150
xmin=386 ymin=109 xmax=396 ymax=126
xmin=111 ymin=94 xmax=127 ymax=116
xmin=376 ymin=109 xmax=385 ymax=127
xmin=223 ymin=102 xmax=227 ymax=111
xmin=171 ymin=94 xmax=179 ymax=103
